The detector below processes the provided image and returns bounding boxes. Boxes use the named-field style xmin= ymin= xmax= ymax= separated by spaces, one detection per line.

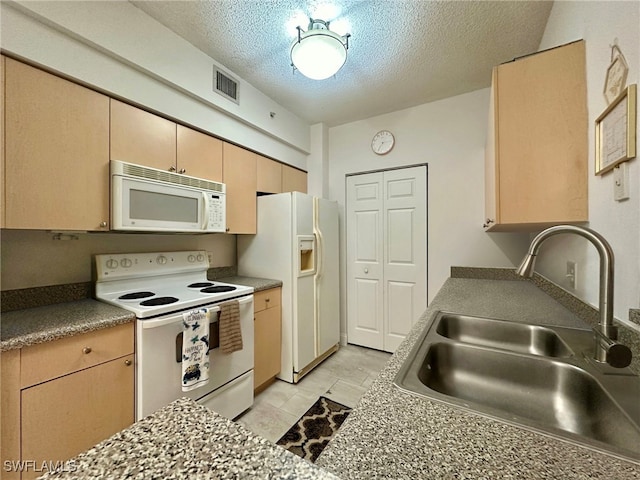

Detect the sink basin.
xmin=435 ymin=313 xmax=573 ymax=357
xmin=394 ymin=312 xmax=640 ymax=462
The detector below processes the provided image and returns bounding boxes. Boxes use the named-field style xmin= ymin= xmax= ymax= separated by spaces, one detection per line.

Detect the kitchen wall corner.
xmin=307 ymin=123 xmax=330 ymax=198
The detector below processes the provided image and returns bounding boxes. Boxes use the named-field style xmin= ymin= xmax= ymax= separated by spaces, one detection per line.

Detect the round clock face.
xmin=371 ymin=130 xmax=395 ymax=155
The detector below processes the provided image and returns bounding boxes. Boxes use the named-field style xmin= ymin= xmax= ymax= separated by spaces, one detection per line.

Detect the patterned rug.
xmin=276 ymin=396 xmax=352 ymax=463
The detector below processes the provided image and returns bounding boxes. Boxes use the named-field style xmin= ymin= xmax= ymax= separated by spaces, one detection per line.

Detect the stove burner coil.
xmin=187 ymin=282 xmax=215 ymax=288
xmin=200 ymin=286 xmax=236 ymax=293
xmin=140 ymin=296 xmax=179 ymax=306
xmin=119 ymin=291 xmax=155 ymax=300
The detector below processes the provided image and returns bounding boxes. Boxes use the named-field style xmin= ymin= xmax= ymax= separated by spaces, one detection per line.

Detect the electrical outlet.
xmin=566 ymin=261 xmax=576 ymax=289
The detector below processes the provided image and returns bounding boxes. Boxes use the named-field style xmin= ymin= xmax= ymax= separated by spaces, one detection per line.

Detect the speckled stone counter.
xmin=216 ymin=276 xmax=283 ymax=293
xmin=316 ymin=278 xmax=640 ymax=479
xmin=1 ymin=299 xmax=134 ymax=352
xmin=0 ymin=275 xmax=279 ymax=352
xmin=40 ymin=397 xmax=338 ymax=480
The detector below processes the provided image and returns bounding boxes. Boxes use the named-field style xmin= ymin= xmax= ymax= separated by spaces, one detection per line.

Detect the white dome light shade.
xmin=290 ymin=21 xmax=349 ymax=80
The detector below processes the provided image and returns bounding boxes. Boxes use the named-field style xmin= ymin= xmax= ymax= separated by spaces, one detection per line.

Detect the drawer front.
xmin=21 ymin=322 xmax=134 ymax=388
xmin=254 ymin=287 xmax=281 ymax=313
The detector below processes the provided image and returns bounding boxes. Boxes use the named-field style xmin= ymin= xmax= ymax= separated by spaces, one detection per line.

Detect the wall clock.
xmin=371 ymin=130 xmax=395 ymax=155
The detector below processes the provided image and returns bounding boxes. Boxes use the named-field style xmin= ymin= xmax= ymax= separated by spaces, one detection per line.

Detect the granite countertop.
xmin=316 ymin=278 xmax=640 ymax=479
xmin=0 ymin=299 xmax=135 ymax=352
xmin=0 ymin=276 xmax=278 ymax=352
xmin=216 ymin=276 xmax=282 ymax=293
xmin=40 ymin=397 xmax=339 ymax=480
xmin=8 ymin=276 xmax=640 ymax=478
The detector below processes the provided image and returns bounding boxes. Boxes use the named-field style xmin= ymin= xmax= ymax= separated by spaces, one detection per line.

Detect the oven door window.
xmin=176 ymin=316 xmax=220 ymax=363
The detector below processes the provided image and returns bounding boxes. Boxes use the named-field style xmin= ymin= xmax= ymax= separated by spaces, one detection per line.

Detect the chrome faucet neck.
xmin=516 ymin=225 xmax=617 ymax=364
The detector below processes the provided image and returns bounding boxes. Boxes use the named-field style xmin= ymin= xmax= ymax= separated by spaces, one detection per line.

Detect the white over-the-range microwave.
xmin=111 ymin=160 xmax=226 ymax=233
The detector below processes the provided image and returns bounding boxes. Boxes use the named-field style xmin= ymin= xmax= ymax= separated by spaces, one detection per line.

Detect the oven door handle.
xmin=140 ymin=296 xmax=253 ymax=329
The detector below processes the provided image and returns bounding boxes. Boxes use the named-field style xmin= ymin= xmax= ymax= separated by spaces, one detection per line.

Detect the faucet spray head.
xmin=516 ymin=253 xmax=537 ymax=278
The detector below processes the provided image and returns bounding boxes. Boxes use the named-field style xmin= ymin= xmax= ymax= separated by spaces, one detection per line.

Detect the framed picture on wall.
xmin=595 ymin=84 xmax=637 ymax=175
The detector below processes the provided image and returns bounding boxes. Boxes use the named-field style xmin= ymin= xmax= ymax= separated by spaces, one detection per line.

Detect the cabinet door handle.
xmin=100 ymin=221 xmax=108 ymax=228
xmin=483 ymin=219 xmax=495 ymax=228
xmin=169 ymin=166 xmax=177 ymax=172
xmin=124 ymin=359 xmax=132 ymax=366
xmin=82 ymin=347 xmax=92 ymax=354
xmin=265 ymin=298 xmax=270 ymax=303
xmin=178 ymin=168 xmax=186 ymax=174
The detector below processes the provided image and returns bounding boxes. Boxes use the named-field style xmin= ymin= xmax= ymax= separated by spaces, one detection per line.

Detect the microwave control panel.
xmin=207 ymin=194 xmax=226 ymax=231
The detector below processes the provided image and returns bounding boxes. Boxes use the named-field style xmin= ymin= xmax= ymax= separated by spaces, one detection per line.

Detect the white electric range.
xmin=95 ymin=250 xmax=254 ymax=421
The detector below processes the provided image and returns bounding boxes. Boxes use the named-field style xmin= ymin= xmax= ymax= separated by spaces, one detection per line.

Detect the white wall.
xmin=0 ymin=1 xmax=310 ymax=168
xmin=307 ymin=123 xmax=330 ymax=198
xmin=328 ymin=89 xmax=531 ymax=341
xmin=534 ymin=1 xmax=640 ymax=326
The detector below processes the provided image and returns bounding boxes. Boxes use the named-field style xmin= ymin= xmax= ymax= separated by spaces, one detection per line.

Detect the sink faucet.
xmin=516 ymin=225 xmax=631 ymax=368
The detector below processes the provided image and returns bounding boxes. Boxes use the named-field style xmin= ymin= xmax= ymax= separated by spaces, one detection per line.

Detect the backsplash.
xmin=0 ymin=229 xmax=236 ymax=291
xmin=207 ymin=266 xmax=238 ymax=280
xmin=1 ymin=282 xmax=92 ymax=312
xmin=451 ymin=266 xmax=640 ymax=374
xmin=0 ymin=267 xmax=241 ymax=313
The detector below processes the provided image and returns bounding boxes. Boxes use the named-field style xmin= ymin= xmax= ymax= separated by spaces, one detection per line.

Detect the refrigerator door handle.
xmin=314 ymin=197 xmax=324 ymax=280
xmin=314 ymin=230 xmax=324 ymax=280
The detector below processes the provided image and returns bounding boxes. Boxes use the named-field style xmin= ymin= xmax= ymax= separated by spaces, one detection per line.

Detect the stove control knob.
xmin=188 ymin=255 xmax=196 ymax=263
xmin=121 ymin=258 xmax=132 ymax=268
xmin=106 ymin=259 xmax=118 ymax=269
xmin=196 ymin=254 xmax=205 ymax=262
xmin=156 ymin=255 xmax=168 ymax=265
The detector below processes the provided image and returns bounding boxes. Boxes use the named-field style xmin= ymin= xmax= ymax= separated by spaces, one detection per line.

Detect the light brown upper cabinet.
xmin=110 ymin=99 xmax=177 ymax=171
xmin=256 ymin=155 xmax=283 ymax=194
xmin=282 ymin=164 xmax=308 ymax=194
xmin=176 ymin=125 xmax=223 ymax=182
xmin=111 ymin=100 xmax=223 ymax=183
xmin=223 ymin=143 xmax=257 ymax=234
xmin=484 ymin=40 xmax=588 ymax=231
xmin=4 ymin=58 xmax=110 ymax=231
xmin=1 ymin=55 xmax=6 ymax=229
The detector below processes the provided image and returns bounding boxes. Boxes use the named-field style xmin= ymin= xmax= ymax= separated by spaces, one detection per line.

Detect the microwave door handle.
xmin=201 ymin=192 xmax=210 ymax=230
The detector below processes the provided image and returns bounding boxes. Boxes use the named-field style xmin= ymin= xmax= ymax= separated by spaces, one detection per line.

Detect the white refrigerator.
xmin=238 ymin=192 xmax=340 ymax=383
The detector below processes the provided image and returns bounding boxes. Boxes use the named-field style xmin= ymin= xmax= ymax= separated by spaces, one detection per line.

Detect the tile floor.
xmin=236 ymin=344 xmax=391 ymax=443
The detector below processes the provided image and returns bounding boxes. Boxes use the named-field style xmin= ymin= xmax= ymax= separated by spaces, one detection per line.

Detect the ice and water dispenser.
xmin=297 ymin=235 xmax=315 ymax=276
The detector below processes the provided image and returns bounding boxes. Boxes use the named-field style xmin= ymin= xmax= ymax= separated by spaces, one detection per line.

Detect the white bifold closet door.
xmin=346 ymin=165 xmax=427 ymax=353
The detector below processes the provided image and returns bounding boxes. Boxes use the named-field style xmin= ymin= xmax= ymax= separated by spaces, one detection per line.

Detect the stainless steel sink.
xmin=394 ymin=312 xmax=640 ymax=463
xmin=435 ymin=314 xmax=573 ymax=357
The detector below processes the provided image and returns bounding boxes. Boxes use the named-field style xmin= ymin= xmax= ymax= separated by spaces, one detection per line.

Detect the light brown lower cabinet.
xmin=253 ymin=288 xmax=282 ymax=392
xmin=1 ymin=323 xmax=134 ymax=480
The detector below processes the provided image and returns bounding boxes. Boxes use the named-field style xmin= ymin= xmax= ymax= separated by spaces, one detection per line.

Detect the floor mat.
xmin=276 ymin=396 xmax=352 ymax=463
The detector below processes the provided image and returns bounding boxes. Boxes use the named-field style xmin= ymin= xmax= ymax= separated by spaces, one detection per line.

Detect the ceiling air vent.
xmin=213 ymin=66 xmax=239 ymax=104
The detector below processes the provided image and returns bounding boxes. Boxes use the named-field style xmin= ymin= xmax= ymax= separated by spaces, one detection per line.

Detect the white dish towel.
xmin=181 ymin=308 xmax=210 ymax=392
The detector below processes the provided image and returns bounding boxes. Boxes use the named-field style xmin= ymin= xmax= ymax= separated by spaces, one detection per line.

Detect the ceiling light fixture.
xmin=290 ymin=18 xmax=351 ymax=80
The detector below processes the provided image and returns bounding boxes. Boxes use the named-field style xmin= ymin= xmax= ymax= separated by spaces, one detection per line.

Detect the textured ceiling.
xmin=131 ymin=0 xmax=553 ymax=127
